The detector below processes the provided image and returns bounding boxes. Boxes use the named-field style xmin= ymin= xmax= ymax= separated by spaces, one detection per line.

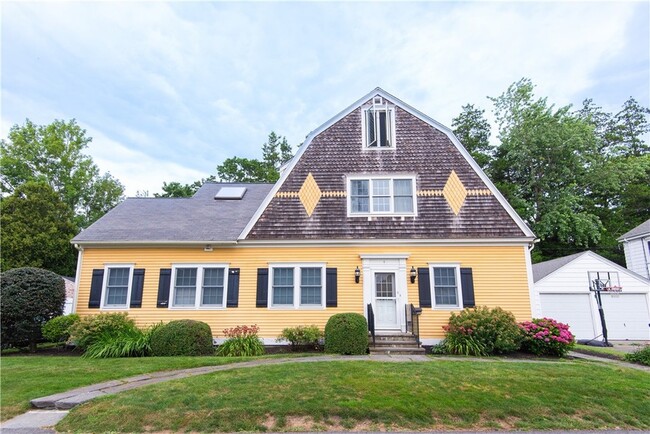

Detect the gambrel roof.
xmin=242 ymin=88 xmax=534 ymax=241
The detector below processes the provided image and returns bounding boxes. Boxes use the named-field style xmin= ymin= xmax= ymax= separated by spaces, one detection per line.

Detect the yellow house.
xmin=72 ymin=88 xmax=536 ymax=351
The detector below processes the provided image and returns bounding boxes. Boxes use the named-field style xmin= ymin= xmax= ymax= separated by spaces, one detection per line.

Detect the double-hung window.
xmin=362 ymin=97 xmax=395 ymax=148
xmin=430 ymin=265 xmax=462 ymax=309
xmin=102 ymin=265 xmax=133 ymax=309
xmin=269 ymin=264 xmax=325 ymax=309
xmin=171 ymin=264 xmax=228 ymax=309
xmin=348 ymin=176 xmax=416 ymax=216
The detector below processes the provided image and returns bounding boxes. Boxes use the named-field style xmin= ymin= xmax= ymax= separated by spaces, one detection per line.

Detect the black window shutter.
xmin=226 ymin=268 xmax=240 ymax=308
xmin=156 ymin=269 xmax=172 ymax=308
xmin=460 ymin=268 xmax=475 ymax=308
xmin=326 ymin=268 xmax=337 ymax=307
xmin=129 ymin=269 xmax=145 ymax=308
xmin=256 ymin=268 xmax=268 ymax=307
xmin=88 ymin=269 xmax=104 ymax=308
xmin=417 ymin=267 xmax=432 ymax=308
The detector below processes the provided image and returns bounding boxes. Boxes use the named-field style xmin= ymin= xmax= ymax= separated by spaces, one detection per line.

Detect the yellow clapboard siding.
xmin=76 ymin=245 xmax=531 ymax=340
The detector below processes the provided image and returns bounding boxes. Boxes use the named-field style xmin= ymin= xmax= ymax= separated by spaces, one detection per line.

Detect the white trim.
xmin=240 ymin=238 xmax=534 ymax=247
xmin=71 ymin=247 xmax=84 ymax=314
xmin=347 ymin=175 xmax=417 ymax=217
xmin=169 ymin=263 xmax=230 ymax=310
xmin=360 ymin=254 xmax=410 ymax=259
xmin=428 ymin=263 xmax=463 ymax=310
xmin=267 ymin=262 xmax=327 ymax=310
xmin=238 ymin=87 xmax=535 ymax=240
xmin=73 ymin=240 xmax=238 ymax=247
xmin=524 ymin=245 xmax=540 ymax=317
xmin=100 ymin=264 xmax=135 ymax=310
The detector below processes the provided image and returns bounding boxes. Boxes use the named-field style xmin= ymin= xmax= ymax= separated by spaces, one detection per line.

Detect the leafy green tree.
xmin=154 ymin=176 xmax=216 ymax=198
xmin=489 ymin=78 xmax=603 ymax=261
xmin=451 ymin=104 xmax=493 ymax=168
xmin=1 ymin=267 xmax=66 ymax=352
xmin=0 ymin=181 xmax=78 ymax=276
xmin=610 ymin=97 xmax=650 ymax=157
xmin=217 ymin=132 xmax=293 ymax=183
xmin=1 ymin=119 xmax=125 ymax=228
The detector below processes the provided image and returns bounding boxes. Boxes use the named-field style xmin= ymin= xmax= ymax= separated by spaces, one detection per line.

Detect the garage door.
xmin=601 ymin=294 xmax=650 ymax=340
xmin=540 ymin=293 xmax=596 ymax=340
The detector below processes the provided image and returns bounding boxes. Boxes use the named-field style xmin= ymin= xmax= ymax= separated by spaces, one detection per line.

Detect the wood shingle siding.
xmin=75 ymin=245 xmax=531 ymax=340
xmin=248 ymin=104 xmax=525 ymax=240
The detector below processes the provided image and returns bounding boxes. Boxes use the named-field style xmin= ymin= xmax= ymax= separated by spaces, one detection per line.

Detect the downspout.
xmin=72 ymin=244 xmax=84 ymax=314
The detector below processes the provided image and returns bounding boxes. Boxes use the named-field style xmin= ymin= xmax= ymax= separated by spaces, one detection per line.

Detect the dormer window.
xmin=362 ymin=97 xmax=395 ymax=149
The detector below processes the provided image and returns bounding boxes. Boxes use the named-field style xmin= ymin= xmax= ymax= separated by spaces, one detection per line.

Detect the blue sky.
xmin=2 ymin=1 xmax=648 ymax=196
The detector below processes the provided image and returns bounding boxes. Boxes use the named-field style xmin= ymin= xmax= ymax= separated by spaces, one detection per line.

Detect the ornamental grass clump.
xmin=443 ymin=306 xmax=522 ymax=356
xmin=519 ymin=318 xmax=575 ymax=357
xmin=216 ymin=324 xmax=265 ymax=357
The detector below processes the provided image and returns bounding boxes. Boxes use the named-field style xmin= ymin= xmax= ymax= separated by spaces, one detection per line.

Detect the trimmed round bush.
xmin=443 ymin=306 xmax=522 ymax=356
xmin=1 ymin=267 xmax=66 ymax=351
xmin=519 ymin=318 xmax=575 ymax=357
xmin=150 ymin=320 xmax=214 ymax=356
xmin=324 ymin=313 xmax=368 ymax=355
xmin=42 ymin=314 xmax=80 ymax=344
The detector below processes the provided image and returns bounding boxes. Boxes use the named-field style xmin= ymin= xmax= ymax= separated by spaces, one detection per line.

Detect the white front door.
xmin=361 ymin=255 xmax=409 ymax=332
xmin=374 ymin=272 xmax=398 ymax=329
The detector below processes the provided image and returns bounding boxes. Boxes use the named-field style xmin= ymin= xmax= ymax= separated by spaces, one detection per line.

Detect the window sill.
xmin=100 ymin=306 xmax=129 ymax=310
xmin=432 ymin=306 xmax=462 ymax=310
xmin=168 ymin=306 xmax=227 ymax=310
xmin=268 ymin=306 xmax=326 ymax=310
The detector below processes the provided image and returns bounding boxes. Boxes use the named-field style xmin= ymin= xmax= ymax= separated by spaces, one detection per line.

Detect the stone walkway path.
xmin=2 ymin=353 xmax=648 ymax=433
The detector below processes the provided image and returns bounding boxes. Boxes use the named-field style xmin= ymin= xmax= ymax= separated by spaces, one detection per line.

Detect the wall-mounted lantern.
xmin=410 ymin=266 xmax=417 ymax=284
xmin=355 ymin=266 xmax=361 ymax=284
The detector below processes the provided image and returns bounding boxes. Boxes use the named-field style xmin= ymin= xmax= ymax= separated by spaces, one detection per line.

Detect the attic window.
xmin=214 ymin=187 xmax=247 ymax=200
xmin=362 ymin=97 xmax=395 ymax=149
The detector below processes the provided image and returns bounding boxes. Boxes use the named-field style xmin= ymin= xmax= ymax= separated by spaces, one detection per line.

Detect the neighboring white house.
xmin=618 ymin=219 xmax=650 ymax=279
xmin=62 ymin=276 xmax=75 ymax=314
xmin=531 ymin=251 xmax=650 ymax=341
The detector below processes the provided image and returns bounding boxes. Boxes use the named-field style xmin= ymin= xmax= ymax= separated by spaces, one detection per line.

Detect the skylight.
xmin=214 ymin=187 xmax=247 ymax=200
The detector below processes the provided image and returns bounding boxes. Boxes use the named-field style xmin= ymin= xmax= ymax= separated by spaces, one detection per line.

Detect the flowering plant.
xmin=217 ymin=324 xmax=264 ymax=357
xmin=442 ymin=306 xmax=522 ymax=356
xmin=519 ymin=318 xmax=574 ymax=357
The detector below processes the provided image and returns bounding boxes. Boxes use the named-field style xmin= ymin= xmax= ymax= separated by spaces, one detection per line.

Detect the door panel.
xmin=375 ymin=272 xmax=398 ymax=329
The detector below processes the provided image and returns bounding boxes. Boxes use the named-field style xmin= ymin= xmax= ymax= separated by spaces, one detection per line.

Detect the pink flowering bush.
xmin=216 ymin=324 xmax=265 ymax=357
xmin=519 ymin=318 xmax=575 ymax=357
xmin=442 ymin=306 xmax=522 ymax=356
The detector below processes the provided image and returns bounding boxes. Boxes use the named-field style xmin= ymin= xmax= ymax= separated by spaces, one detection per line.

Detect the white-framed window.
xmin=170 ymin=264 xmax=229 ymax=309
xmin=101 ymin=264 xmax=134 ymax=309
xmin=347 ymin=176 xmax=416 ymax=216
xmin=269 ymin=264 xmax=326 ymax=309
xmin=362 ymin=98 xmax=396 ymax=149
xmin=429 ymin=264 xmax=462 ymax=309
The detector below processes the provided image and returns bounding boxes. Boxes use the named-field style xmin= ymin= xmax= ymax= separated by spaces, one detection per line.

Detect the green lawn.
xmin=0 ymin=355 xmax=258 ymax=420
xmin=57 ymin=360 xmax=650 ymax=432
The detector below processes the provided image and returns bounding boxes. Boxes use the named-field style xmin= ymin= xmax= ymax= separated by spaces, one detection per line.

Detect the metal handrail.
xmin=367 ymin=303 xmax=376 ymax=347
xmin=406 ymin=303 xmax=422 ymax=347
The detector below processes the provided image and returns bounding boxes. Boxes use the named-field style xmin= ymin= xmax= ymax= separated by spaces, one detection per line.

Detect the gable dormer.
xmin=242 ymin=89 xmax=533 ymax=241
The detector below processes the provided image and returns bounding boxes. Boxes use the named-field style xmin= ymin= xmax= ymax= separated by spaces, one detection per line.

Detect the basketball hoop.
xmin=603 ymin=286 xmax=622 ymax=298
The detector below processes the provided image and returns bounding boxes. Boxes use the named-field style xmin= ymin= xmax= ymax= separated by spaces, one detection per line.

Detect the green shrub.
xmin=1 ymin=267 xmax=66 ymax=351
xmin=624 ymin=345 xmax=650 ymax=366
xmin=68 ymin=313 xmax=137 ymax=350
xmin=324 ymin=313 xmax=368 ymax=355
xmin=519 ymin=318 xmax=575 ymax=357
xmin=217 ymin=325 xmax=265 ymax=357
xmin=428 ymin=342 xmax=448 ymax=355
xmin=443 ymin=306 xmax=522 ymax=356
xmin=150 ymin=320 xmax=214 ymax=356
xmin=276 ymin=325 xmax=323 ymax=350
xmin=42 ymin=314 xmax=80 ymax=344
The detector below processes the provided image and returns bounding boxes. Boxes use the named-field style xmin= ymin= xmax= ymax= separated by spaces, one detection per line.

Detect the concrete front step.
xmin=369 ymin=347 xmax=426 ymax=355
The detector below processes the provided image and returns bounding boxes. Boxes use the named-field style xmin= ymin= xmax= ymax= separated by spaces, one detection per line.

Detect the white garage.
xmin=532 ymin=251 xmax=650 ymax=341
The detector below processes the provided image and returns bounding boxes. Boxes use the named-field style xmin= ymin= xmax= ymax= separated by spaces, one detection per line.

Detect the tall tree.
xmin=489 ymin=78 xmax=603 ymax=261
xmin=217 ymin=132 xmax=293 ymax=183
xmin=610 ymin=97 xmax=650 ymax=157
xmin=451 ymin=104 xmax=493 ymax=169
xmin=1 ymin=119 xmax=125 ymax=228
xmin=0 ymin=181 xmax=78 ymax=276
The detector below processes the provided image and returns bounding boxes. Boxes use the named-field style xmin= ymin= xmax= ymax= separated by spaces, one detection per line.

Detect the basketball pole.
xmin=593 ymin=289 xmax=611 ymax=347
